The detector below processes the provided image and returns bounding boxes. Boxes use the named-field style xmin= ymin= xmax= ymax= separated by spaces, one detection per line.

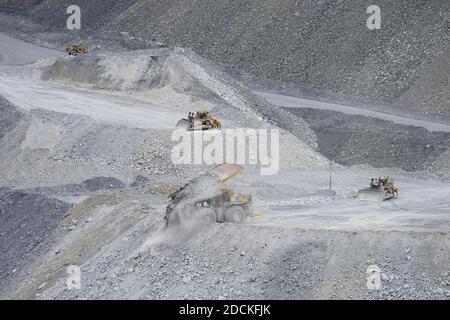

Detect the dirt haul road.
xmin=0 ymin=75 xmax=188 ymax=129
xmin=0 ymin=31 xmax=449 ymax=300
xmin=256 ymin=91 xmax=450 ymax=133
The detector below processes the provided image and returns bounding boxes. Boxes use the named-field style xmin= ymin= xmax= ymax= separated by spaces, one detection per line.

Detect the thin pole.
xmin=329 ymin=160 xmax=334 ymax=191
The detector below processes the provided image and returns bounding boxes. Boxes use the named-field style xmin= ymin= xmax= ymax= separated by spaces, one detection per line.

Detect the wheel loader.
xmin=165 ymin=164 xmax=253 ymax=226
xmin=64 ymin=44 xmax=88 ymax=56
xmin=176 ymin=111 xmax=221 ymax=131
xmin=357 ymin=176 xmax=399 ymax=201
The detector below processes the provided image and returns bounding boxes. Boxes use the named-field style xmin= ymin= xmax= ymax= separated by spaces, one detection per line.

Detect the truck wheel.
xmin=197 ymin=208 xmax=217 ymax=223
xmin=225 ymin=206 xmax=246 ymax=223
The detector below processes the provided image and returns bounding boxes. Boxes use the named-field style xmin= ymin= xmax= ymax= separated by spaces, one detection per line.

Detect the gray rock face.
xmin=82 ymin=177 xmax=125 ymax=192
xmin=286 ymin=107 xmax=450 ymax=172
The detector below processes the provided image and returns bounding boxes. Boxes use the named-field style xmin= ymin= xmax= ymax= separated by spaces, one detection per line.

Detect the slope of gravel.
xmin=105 ymin=0 xmax=450 ymax=118
xmin=7 ymin=196 xmax=449 ymax=300
xmin=176 ymin=48 xmax=318 ymax=149
xmin=5 ymin=1 xmax=448 ymax=117
xmin=398 ymin=47 xmax=450 ymax=117
xmin=26 ymin=177 xmax=125 ymax=197
xmin=25 ymin=0 xmax=137 ymax=30
xmin=39 ymin=47 xmax=319 ymax=150
xmin=0 ymin=0 xmax=40 ymax=13
xmin=0 ymin=105 xmax=192 ymax=188
xmin=40 ymin=50 xmax=166 ymax=91
xmin=0 ymin=188 xmax=72 ymax=295
xmin=285 ymin=107 xmax=450 ymax=172
xmin=0 ymin=95 xmax=23 ymax=140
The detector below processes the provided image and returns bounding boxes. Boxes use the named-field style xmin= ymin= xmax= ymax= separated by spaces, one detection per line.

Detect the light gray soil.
xmin=0 ymin=10 xmax=448 ymax=300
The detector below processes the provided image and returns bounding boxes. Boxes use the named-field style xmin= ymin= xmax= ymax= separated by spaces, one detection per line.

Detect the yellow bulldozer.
xmin=357 ymin=176 xmax=399 ymax=201
xmin=165 ymin=164 xmax=253 ymax=226
xmin=176 ymin=111 xmax=221 ymax=131
xmin=64 ymin=44 xmax=88 ymax=56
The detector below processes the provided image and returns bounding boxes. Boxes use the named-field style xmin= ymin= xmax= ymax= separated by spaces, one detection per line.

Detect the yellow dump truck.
xmin=165 ymin=164 xmax=253 ymax=226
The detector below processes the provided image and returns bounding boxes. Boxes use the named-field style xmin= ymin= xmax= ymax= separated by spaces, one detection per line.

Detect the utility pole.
xmin=329 ymin=159 xmax=334 ymax=191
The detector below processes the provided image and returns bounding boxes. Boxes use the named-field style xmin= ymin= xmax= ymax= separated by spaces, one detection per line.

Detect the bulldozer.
xmin=357 ymin=176 xmax=399 ymax=201
xmin=165 ymin=164 xmax=253 ymax=226
xmin=176 ymin=111 xmax=221 ymax=131
xmin=64 ymin=44 xmax=88 ymax=56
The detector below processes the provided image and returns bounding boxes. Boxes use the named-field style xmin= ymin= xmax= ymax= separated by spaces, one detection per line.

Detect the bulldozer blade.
xmin=357 ymin=188 xmax=385 ymax=201
xmin=176 ymin=118 xmax=189 ymax=129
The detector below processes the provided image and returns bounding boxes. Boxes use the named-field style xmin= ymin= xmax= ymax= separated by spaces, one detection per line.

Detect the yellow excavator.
xmin=176 ymin=111 xmax=221 ymax=130
xmin=64 ymin=44 xmax=88 ymax=56
xmin=357 ymin=176 xmax=399 ymax=201
xmin=165 ymin=164 xmax=253 ymax=226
